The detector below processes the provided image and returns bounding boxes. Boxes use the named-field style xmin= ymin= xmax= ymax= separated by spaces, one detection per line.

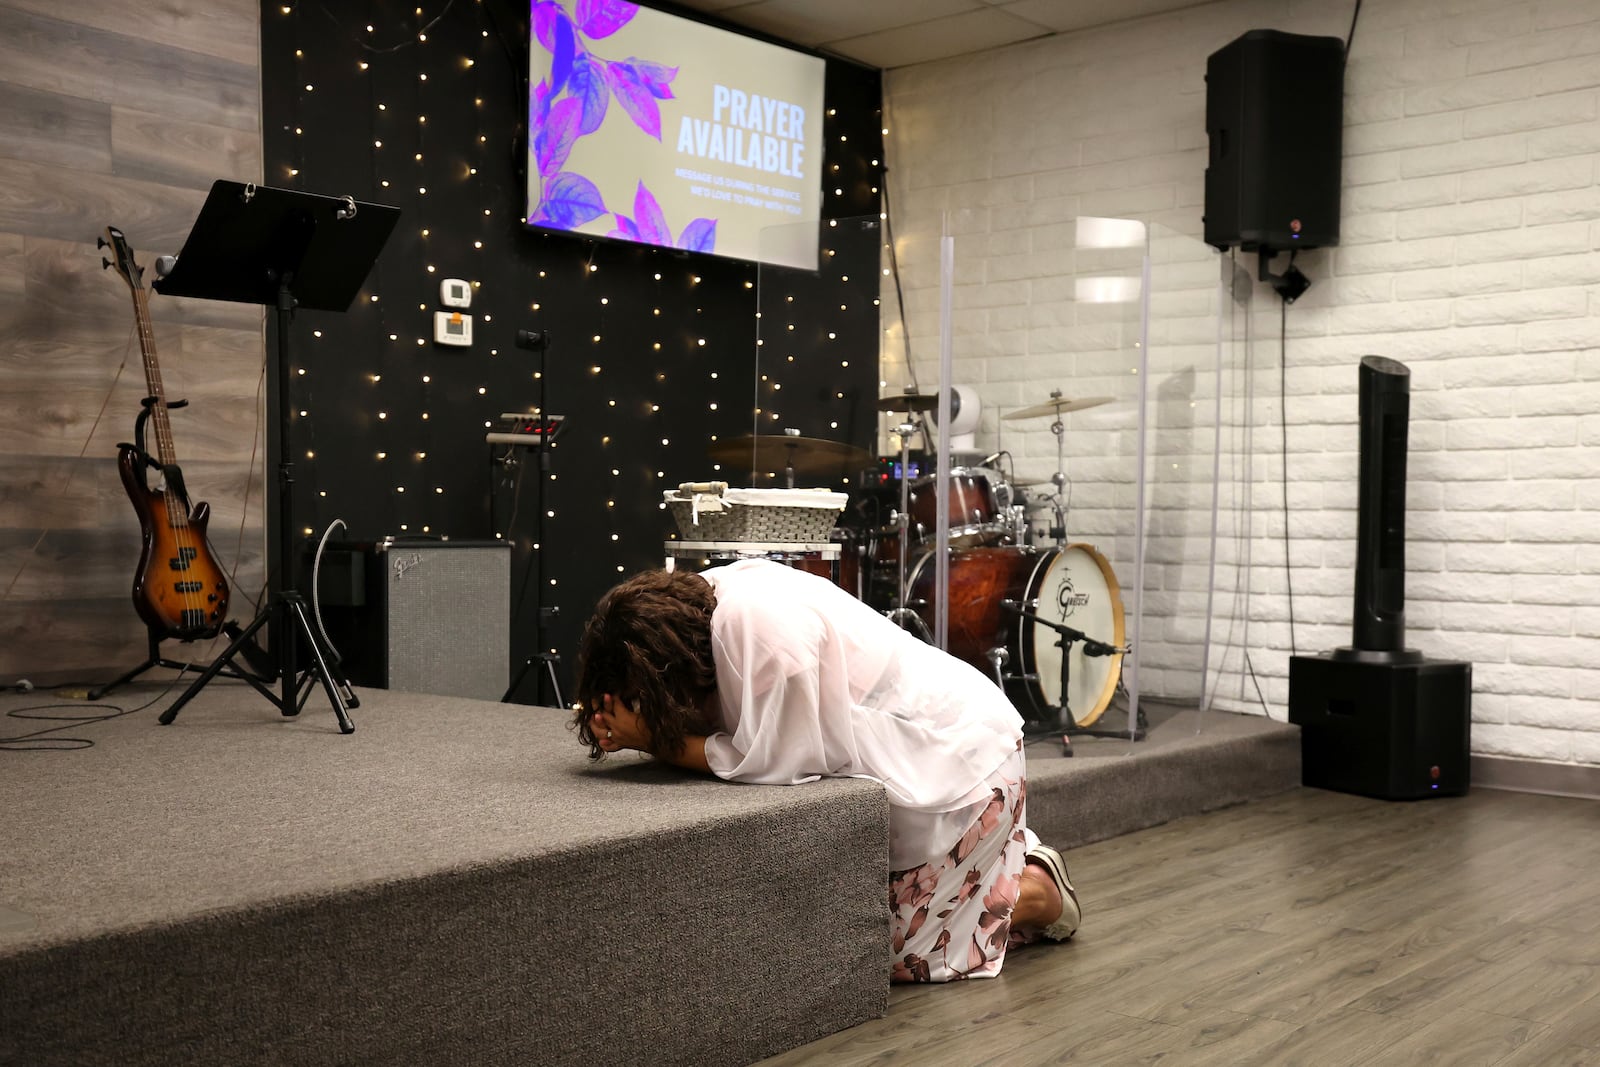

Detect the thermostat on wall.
xmin=434 ymin=310 xmax=472 ymax=347
xmin=440 ymin=278 xmax=472 ymax=308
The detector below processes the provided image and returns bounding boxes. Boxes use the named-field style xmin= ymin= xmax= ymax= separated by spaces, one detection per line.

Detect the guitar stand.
xmin=88 ymin=628 xmax=256 ymax=700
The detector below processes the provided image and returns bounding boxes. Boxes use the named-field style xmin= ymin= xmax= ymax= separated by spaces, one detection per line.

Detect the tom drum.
xmin=875 ymin=468 xmax=1006 ymax=565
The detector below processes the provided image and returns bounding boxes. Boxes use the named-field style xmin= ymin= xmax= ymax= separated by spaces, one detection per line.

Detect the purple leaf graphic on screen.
xmin=632 ymin=182 xmax=671 ymax=245
xmin=575 ymin=0 xmax=637 ymax=39
xmin=529 ymin=1 xmax=698 ymax=246
xmin=606 ymin=59 xmax=663 ymax=140
xmin=532 ymin=2 xmax=563 ymax=49
xmin=531 ymin=78 xmax=551 ymax=129
xmin=535 ymin=172 xmax=607 ymax=229
xmin=536 ymin=97 xmax=582 ymax=177
xmin=609 ymin=183 xmax=717 ymax=253
xmin=568 ymin=53 xmax=609 ymax=134
xmin=549 ymin=10 xmax=576 ymax=95
xmin=676 ymin=218 xmax=717 ymax=253
xmin=628 ymin=58 xmax=678 ymax=100
xmin=607 ymin=215 xmax=641 ymax=242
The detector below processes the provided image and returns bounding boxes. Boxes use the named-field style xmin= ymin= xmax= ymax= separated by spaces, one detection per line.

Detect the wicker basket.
xmin=664 ymin=485 xmax=847 ymax=543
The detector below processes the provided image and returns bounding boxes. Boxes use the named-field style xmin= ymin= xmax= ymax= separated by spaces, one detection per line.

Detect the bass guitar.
xmin=101 ymin=225 xmax=230 ymax=639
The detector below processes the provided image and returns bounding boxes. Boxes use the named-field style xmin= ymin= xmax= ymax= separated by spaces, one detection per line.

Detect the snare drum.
xmin=908 ymin=544 xmax=1125 ymax=726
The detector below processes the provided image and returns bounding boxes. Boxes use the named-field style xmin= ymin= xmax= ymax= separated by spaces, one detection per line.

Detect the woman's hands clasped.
xmin=591 ymin=693 xmax=652 ymax=754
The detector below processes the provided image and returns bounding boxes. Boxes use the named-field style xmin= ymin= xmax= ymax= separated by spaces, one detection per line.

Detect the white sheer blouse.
xmin=699 ymin=559 xmax=1024 ymax=867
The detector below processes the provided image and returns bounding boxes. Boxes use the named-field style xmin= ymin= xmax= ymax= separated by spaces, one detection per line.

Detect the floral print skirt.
xmin=888 ymin=746 xmax=1037 ymax=983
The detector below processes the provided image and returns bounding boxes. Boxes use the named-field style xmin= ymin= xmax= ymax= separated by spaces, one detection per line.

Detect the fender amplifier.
xmin=313 ymin=539 xmax=511 ymax=701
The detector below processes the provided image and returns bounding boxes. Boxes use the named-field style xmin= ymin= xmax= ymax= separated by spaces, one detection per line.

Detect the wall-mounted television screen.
xmin=526 ymin=1 xmax=826 ymax=270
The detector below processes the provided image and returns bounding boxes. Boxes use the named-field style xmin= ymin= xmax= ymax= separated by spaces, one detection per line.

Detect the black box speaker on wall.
xmin=1204 ymin=29 xmax=1346 ymax=252
xmin=314 ymin=539 xmax=511 ymax=701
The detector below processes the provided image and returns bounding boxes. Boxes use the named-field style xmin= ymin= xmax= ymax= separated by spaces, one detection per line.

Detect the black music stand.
xmin=152 ymin=181 xmax=400 ymax=733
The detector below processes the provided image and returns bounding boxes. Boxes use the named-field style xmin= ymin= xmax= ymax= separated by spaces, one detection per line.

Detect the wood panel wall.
xmin=0 ymin=1 xmax=265 ymax=686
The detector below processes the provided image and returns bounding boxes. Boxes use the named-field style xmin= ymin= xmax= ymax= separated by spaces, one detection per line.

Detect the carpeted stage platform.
xmin=0 ymin=682 xmax=1297 ymax=1066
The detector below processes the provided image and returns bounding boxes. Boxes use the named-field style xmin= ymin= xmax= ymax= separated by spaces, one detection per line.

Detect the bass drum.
xmin=908 ymin=545 xmax=1126 ymax=727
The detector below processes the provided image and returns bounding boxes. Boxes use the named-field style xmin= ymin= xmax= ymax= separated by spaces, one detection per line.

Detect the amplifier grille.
xmin=381 ymin=543 xmax=510 ymax=701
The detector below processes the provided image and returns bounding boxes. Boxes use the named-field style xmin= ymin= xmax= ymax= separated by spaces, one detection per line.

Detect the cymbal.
xmin=706 ymin=434 xmax=872 ymax=476
xmin=1002 ymin=394 xmax=1114 ymax=421
xmin=875 ymin=392 xmax=939 ymax=412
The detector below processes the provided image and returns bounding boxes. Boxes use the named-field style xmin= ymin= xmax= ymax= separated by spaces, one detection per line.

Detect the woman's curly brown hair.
xmin=573 ymin=568 xmax=719 ymax=760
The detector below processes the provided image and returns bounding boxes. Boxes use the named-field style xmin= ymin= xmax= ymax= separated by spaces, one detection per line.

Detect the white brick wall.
xmin=883 ymin=0 xmax=1600 ymax=767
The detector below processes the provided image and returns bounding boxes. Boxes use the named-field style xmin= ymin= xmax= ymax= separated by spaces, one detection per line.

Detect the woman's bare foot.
xmin=1013 ymin=860 xmax=1064 ymax=930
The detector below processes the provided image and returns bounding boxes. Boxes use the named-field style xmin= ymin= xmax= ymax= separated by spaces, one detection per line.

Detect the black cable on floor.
xmin=0 ymin=671 xmax=189 ymax=752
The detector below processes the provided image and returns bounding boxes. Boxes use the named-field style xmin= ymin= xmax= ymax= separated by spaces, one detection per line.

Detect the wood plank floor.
xmin=758 ymin=787 xmax=1600 ymax=1067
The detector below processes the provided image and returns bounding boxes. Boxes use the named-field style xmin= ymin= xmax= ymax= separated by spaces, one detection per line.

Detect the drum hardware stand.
xmin=1002 ymin=599 xmax=1138 ymax=755
xmin=985 ymin=646 xmax=1009 ymax=688
xmin=148 ymin=181 xmax=398 ymax=734
xmin=884 ymin=416 xmax=924 ymax=635
xmin=1047 ymin=404 xmax=1069 ymax=545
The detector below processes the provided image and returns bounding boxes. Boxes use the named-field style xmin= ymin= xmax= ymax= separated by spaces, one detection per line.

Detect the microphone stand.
xmin=502 ymin=329 xmax=564 ymax=707
xmin=1001 ymin=600 xmax=1141 ymax=753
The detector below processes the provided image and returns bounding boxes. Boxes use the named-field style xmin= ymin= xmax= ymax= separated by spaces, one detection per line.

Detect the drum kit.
xmin=708 ymin=389 xmax=1134 ymax=746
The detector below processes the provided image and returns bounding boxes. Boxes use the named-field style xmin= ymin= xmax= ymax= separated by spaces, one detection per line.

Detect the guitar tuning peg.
xmin=102 ymin=257 xmax=112 ymax=270
xmin=96 ymin=236 xmax=106 ymax=249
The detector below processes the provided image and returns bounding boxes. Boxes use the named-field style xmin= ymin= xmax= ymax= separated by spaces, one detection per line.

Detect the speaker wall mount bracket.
xmin=1259 ymin=247 xmax=1312 ymax=304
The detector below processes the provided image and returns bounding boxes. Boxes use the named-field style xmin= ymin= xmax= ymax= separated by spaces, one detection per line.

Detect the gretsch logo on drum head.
xmin=1056 ymin=576 xmax=1091 ymax=618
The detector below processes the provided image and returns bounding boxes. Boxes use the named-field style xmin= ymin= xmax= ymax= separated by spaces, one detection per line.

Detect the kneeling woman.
xmin=574 ymin=558 xmax=1079 ymax=982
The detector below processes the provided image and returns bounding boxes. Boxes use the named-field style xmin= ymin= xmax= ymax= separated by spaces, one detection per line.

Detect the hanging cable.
xmin=1281 ymin=299 xmax=1297 ymax=659
xmin=877 ymin=171 xmax=918 ymax=394
xmin=311 ymin=518 xmax=349 ymax=659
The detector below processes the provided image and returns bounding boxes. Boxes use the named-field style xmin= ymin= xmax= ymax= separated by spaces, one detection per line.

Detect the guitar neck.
xmin=131 ymin=286 xmax=177 ymax=468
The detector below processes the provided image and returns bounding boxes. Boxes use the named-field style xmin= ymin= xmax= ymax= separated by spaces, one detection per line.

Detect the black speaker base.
xmin=1288 ymin=654 xmax=1472 ymax=801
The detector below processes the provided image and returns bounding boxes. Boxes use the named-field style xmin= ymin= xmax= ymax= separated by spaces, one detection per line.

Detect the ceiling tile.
xmin=670 ymin=0 xmax=756 ymax=13
xmin=824 ymin=7 xmax=1054 ymax=68
xmin=690 ymin=0 xmax=986 ymax=49
xmin=995 ymin=0 xmax=1209 ymax=34
xmin=664 ymin=0 xmax=1219 ymax=67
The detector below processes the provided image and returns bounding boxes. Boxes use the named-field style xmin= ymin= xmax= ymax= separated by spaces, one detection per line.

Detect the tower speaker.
xmin=1204 ymin=29 xmax=1346 ymax=252
xmin=314 ymin=539 xmax=511 ymax=701
xmin=1289 ymin=357 xmax=1472 ymax=800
